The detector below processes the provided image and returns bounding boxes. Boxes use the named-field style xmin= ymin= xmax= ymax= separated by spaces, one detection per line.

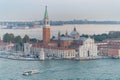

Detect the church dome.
xmin=70 ymin=27 xmax=80 ymax=38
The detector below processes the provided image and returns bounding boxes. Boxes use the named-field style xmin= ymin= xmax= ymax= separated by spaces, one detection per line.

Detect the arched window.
xmin=47 ymin=21 xmax=49 ymax=24
xmin=87 ymin=50 xmax=90 ymax=57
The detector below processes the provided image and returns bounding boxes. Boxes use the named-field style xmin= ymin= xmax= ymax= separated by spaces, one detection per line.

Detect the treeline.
xmin=81 ymin=31 xmax=120 ymax=42
xmin=3 ymin=31 xmax=120 ymax=44
xmin=3 ymin=33 xmax=39 ymax=44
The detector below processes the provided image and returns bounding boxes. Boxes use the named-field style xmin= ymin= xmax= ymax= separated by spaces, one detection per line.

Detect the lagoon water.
xmin=0 ymin=24 xmax=120 ymax=40
xmin=1 ymin=58 xmax=120 ymax=80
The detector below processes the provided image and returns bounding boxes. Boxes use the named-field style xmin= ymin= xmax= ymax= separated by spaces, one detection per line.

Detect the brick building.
xmin=98 ymin=38 xmax=120 ymax=58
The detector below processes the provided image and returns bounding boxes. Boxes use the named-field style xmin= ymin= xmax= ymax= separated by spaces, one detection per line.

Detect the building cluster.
xmin=24 ymin=6 xmax=98 ymax=60
xmin=98 ymin=38 xmax=120 ymax=58
xmin=0 ymin=40 xmax=14 ymax=51
xmin=1 ymin=6 xmax=120 ymax=60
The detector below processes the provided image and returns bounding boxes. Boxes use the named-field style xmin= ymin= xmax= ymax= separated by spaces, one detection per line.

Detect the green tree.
xmin=80 ymin=34 xmax=89 ymax=38
xmin=3 ymin=33 xmax=15 ymax=42
xmin=51 ymin=36 xmax=55 ymax=40
xmin=14 ymin=36 xmax=22 ymax=43
xmin=3 ymin=33 xmax=11 ymax=42
xmin=22 ymin=35 xmax=30 ymax=43
xmin=61 ymin=34 xmax=65 ymax=37
xmin=30 ymin=38 xmax=38 ymax=43
xmin=9 ymin=33 xmax=14 ymax=43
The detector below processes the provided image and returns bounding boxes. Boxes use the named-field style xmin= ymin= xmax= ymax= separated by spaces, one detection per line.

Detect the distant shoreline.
xmin=1 ymin=20 xmax=120 ymax=27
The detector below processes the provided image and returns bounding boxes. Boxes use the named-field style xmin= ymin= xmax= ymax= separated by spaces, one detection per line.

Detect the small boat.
xmin=112 ymin=56 xmax=119 ymax=59
xmin=22 ymin=70 xmax=39 ymax=75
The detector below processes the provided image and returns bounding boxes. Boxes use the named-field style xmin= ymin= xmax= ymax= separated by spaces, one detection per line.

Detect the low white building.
xmin=33 ymin=47 xmax=77 ymax=59
xmin=39 ymin=48 xmax=45 ymax=60
xmin=44 ymin=48 xmax=77 ymax=59
xmin=24 ymin=43 xmax=32 ymax=55
xmin=78 ymin=37 xmax=98 ymax=60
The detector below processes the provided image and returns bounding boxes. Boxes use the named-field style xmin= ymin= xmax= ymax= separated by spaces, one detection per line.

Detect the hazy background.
xmin=0 ymin=0 xmax=120 ymax=21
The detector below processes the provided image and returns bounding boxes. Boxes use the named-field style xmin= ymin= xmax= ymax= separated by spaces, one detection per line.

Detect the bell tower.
xmin=43 ymin=6 xmax=50 ymax=43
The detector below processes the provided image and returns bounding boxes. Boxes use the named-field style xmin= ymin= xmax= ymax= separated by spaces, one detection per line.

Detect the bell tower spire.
xmin=44 ymin=6 xmax=48 ymax=18
xmin=43 ymin=6 xmax=50 ymax=43
xmin=43 ymin=6 xmax=50 ymax=27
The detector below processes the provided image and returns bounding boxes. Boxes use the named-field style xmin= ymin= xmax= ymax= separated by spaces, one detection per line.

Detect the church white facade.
xmin=78 ymin=37 xmax=98 ymax=60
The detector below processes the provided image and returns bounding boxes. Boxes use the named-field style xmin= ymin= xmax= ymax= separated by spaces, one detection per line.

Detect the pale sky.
xmin=0 ymin=0 xmax=120 ymax=21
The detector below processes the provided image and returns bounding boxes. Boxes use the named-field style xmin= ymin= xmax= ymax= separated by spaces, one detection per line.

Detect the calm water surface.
xmin=1 ymin=58 xmax=120 ymax=80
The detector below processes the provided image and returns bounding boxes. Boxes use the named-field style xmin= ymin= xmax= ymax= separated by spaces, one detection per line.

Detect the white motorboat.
xmin=22 ymin=70 xmax=39 ymax=75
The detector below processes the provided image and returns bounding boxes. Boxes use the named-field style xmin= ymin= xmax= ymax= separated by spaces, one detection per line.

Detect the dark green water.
xmin=0 ymin=58 xmax=120 ymax=80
